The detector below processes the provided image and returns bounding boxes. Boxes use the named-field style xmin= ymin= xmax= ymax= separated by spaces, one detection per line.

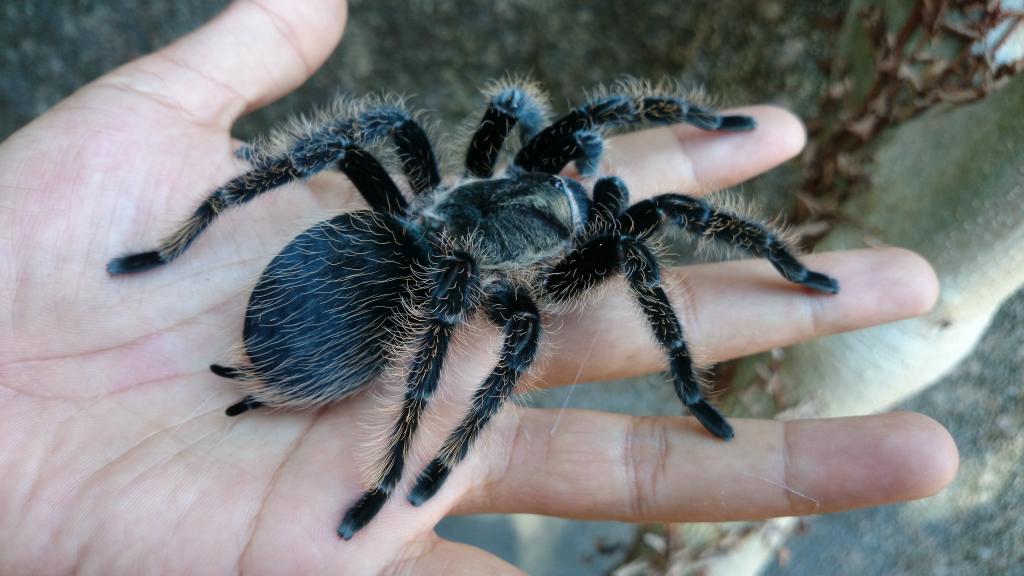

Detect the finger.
xmin=599 ymin=105 xmax=806 ymax=197
xmin=455 ymin=411 xmax=958 ymax=521
xmin=538 ymin=247 xmax=939 ymax=387
xmin=99 ymin=0 xmax=347 ymax=126
xmin=388 ymin=538 xmax=526 ymax=576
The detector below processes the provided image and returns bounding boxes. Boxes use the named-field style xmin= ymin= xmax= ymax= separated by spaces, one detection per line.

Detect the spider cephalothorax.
xmin=108 ymin=79 xmax=839 ymax=540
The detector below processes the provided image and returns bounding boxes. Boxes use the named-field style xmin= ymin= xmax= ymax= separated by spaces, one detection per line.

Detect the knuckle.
xmin=623 ymin=415 xmax=669 ymax=520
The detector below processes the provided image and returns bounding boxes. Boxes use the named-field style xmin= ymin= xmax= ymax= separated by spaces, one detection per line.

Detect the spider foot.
xmin=225 ymin=396 xmax=263 ymax=417
xmin=689 ymin=400 xmax=735 ymax=440
xmin=106 ymin=251 xmax=165 ymax=275
xmin=800 ymin=271 xmax=840 ymax=295
xmin=338 ymin=488 xmax=390 ymax=540
xmin=408 ymin=459 xmax=450 ymax=507
xmin=210 ymin=364 xmax=243 ymax=379
xmin=717 ymin=114 xmax=757 ymax=131
xmin=685 ymin=111 xmax=757 ymax=132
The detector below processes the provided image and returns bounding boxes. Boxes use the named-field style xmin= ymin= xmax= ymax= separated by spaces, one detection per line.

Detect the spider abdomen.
xmin=238 ymin=211 xmax=426 ymax=408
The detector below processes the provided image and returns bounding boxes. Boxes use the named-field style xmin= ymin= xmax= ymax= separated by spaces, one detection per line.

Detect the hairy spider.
xmin=107 ymin=79 xmax=839 ymax=540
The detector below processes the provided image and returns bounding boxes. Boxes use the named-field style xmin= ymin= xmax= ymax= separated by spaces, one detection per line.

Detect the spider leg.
xmin=337 ymin=252 xmax=479 ymax=540
xmin=588 ymin=176 xmax=630 ymax=232
xmin=464 ymin=86 xmax=546 ymax=178
xmin=512 ymin=92 xmax=755 ymax=176
xmin=546 ymin=178 xmax=840 ymax=438
xmin=359 ymin=107 xmax=441 ymax=195
xmin=544 ymin=231 xmax=732 ymax=439
xmin=408 ymin=282 xmax=541 ymax=506
xmin=512 ymin=129 xmax=605 ymax=178
xmin=622 ymin=193 xmax=840 ymax=294
xmin=620 ymin=238 xmax=734 ymax=438
xmin=107 ymin=132 xmax=408 ymax=275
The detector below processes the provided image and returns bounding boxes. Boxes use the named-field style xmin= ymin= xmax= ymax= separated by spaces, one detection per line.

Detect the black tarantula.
xmin=107 ymin=79 xmax=839 ymax=540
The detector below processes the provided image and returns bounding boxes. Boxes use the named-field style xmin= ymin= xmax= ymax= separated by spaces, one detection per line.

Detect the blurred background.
xmin=3 ymin=1 xmax=1021 ymax=574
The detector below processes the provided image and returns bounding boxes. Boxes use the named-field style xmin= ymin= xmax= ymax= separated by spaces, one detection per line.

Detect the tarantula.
xmin=107 ymin=80 xmax=839 ymax=540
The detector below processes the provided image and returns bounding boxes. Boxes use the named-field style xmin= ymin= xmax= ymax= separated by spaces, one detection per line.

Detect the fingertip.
xmin=213 ymin=0 xmax=350 ymax=113
xmin=710 ymin=105 xmax=807 ymax=162
xmin=789 ymin=412 xmax=958 ymax=513
xmin=885 ymin=248 xmax=940 ymax=316
xmin=747 ymin=105 xmax=807 ymax=162
xmin=883 ymin=411 xmax=959 ymax=500
xmin=675 ymin=104 xmax=807 ymax=191
xmin=788 ymin=248 xmax=939 ymax=341
xmin=845 ymin=247 xmax=940 ymax=321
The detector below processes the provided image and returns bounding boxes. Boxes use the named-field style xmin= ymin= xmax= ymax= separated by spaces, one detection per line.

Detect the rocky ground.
xmin=3 ymin=1 xmax=1020 ymax=574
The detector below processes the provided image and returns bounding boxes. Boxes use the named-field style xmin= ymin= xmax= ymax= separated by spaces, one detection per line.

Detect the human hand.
xmin=0 ymin=1 xmax=957 ymax=573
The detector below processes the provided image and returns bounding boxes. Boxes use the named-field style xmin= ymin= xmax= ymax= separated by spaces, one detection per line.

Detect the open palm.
xmin=0 ymin=1 xmax=958 ymax=574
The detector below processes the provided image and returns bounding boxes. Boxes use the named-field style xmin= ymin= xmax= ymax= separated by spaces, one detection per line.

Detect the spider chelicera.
xmin=107 ymin=79 xmax=839 ymax=540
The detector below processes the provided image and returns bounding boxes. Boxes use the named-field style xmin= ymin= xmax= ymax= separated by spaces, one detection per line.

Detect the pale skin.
xmin=0 ymin=1 xmax=959 ymax=574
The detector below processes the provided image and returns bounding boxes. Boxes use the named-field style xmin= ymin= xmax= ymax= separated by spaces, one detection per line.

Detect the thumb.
xmin=100 ymin=0 xmax=348 ymax=128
